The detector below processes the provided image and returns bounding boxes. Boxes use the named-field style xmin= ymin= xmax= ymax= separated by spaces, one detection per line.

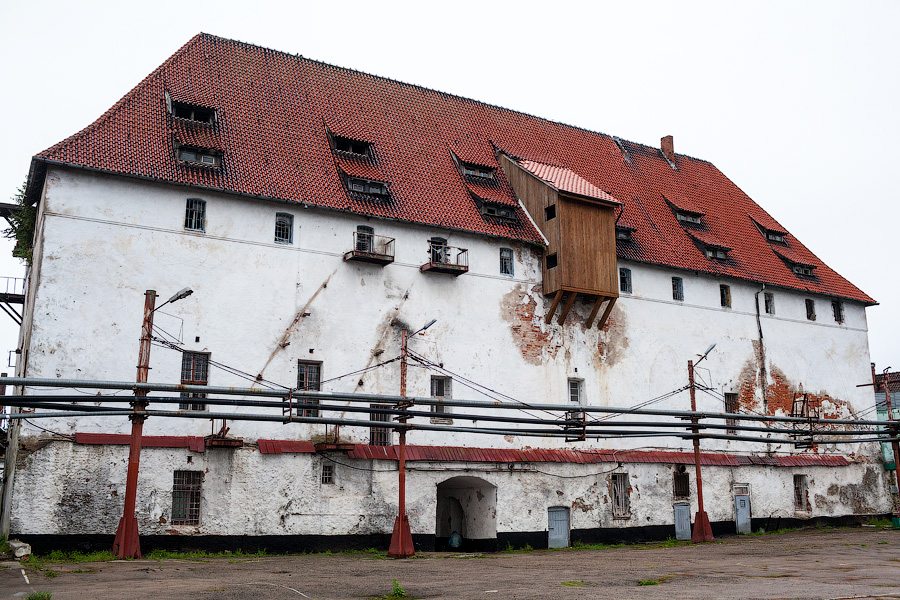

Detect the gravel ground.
xmin=2 ymin=527 xmax=899 ymax=599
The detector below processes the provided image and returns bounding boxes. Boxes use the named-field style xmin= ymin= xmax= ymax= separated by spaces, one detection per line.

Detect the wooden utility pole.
xmin=111 ymin=289 xmax=156 ymax=559
xmin=882 ymin=371 xmax=900 ymax=521
xmin=689 ymin=359 xmax=714 ymax=543
xmin=388 ymin=328 xmax=415 ymax=557
xmin=0 ymin=374 xmax=16 ymax=539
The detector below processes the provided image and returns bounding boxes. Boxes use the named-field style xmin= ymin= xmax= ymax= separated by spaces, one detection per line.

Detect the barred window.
xmin=720 ymin=284 xmax=731 ymax=308
xmin=356 ymin=226 xmax=375 ymax=252
xmin=179 ymin=351 xmax=208 ymax=411
xmin=431 ymin=376 xmax=451 ymax=415
xmin=184 ymin=199 xmax=206 ymax=232
xmin=619 ymin=268 xmax=632 ymax=294
xmin=832 ymin=300 xmax=844 ymax=323
xmin=298 ymin=360 xmax=322 ymax=417
xmin=673 ymin=468 xmax=690 ymax=499
xmin=611 ymin=473 xmax=630 ymax=518
xmin=806 ymin=299 xmax=816 ymax=321
xmin=321 ymin=463 xmax=334 ymax=485
xmin=499 ymin=248 xmax=514 ymax=276
xmin=370 ymin=404 xmax=392 ymax=446
xmin=672 ymin=277 xmax=684 ymax=301
xmin=172 ymin=470 xmax=202 ymax=525
xmin=275 ymin=213 xmax=293 ymax=244
xmin=793 ymin=474 xmax=808 ymax=511
xmin=724 ymin=393 xmax=738 ymax=435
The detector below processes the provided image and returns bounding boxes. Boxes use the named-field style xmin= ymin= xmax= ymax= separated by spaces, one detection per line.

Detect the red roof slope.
xmin=31 ymin=33 xmax=873 ymax=303
xmin=519 ymin=160 xmax=620 ymax=204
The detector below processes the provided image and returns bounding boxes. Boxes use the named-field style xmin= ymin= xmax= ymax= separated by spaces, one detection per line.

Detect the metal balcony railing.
xmin=420 ymin=242 xmax=468 ymax=276
xmin=343 ymin=232 xmax=395 ymax=265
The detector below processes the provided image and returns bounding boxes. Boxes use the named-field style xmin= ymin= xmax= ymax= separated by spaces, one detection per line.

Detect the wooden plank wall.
xmin=560 ymin=197 xmax=618 ymax=297
xmin=498 ymin=154 xmax=561 ymax=294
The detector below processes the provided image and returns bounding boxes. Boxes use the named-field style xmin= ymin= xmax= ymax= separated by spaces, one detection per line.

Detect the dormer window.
xmin=170 ymin=100 xmax=215 ymax=125
xmin=462 ymin=163 xmax=495 ymax=181
xmin=792 ymin=265 xmax=814 ymax=276
xmin=615 ymin=226 xmax=635 ymax=242
xmin=705 ymin=247 xmax=729 ymax=259
xmin=176 ymin=146 xmax=221 ymax=168
xmin=334 ymin=136 xmax=371 ymax=158
xmin=676 ymin=212 xmax=702 ymax=225
xmin=766 ymin=231 xmax=785 ymax=243
xmin=481 ymin=202 xmax=516 ymax=221
xmin=347 ymin=177 xmax=389 ymax=199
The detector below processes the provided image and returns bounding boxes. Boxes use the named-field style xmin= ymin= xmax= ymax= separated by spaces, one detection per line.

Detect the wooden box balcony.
xmin=420 ymin=242 xmax=468 ymax=276
xmin=344 ymin=232 xmax=395 ymax=265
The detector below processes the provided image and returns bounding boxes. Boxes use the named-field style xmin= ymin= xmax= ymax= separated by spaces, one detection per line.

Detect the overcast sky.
xmin=0 ymin=0 xmax=897 ymax=379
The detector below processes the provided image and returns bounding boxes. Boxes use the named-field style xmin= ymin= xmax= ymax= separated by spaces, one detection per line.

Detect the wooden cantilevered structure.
xmin=499 ymin=154 xmax=619 ymax=329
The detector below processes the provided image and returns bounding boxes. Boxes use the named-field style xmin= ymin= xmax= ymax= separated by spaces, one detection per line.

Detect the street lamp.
xmin=112 ymin=288 xmax=193 ymax=559
xmin=388 ymin=319 xmax=436 ymax=558
xmin=689 ymin=343 xmax=715 ymax=543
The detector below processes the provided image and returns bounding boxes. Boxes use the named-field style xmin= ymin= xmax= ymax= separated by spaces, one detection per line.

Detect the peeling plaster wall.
xmin=11 ymin=443 xmax=892 ymax=537
xmin=10 ymin=168 xmax=891 ymax=537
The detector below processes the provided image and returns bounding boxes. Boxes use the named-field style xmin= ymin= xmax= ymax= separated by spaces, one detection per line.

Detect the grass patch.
xmin=26 ymin=593 xmax=52 ymax=600
xmin=145 ymin=548 xmax=268 ymax=560
xmin=500 ymin=542 xmax=534 ymax=553
xmin=745 ymin=527 xmax=799 ymax=536
xmin=866 ymin=517 xmax=893 ymax=528
xmin=451 ymin=553 xmax=488 ymax=559
xmin=561 ymin=580 xmax=598 ymax=587
xmin=637 ymin=579 xmax=660 ymax=586
xmin=372 ymin=578 xmax=410 ymax=599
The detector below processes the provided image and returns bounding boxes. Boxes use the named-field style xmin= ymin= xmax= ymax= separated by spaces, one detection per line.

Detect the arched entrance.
xmin=435 ymin=476 xmax=497 ymax=552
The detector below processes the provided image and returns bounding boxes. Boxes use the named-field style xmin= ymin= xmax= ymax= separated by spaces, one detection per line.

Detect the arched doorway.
xmin=435 ymin=476 xmax=497 ymax=552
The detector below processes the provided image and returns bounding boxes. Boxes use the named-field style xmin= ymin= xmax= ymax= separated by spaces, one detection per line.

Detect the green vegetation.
xmin=561 ymin=580 xmax=598 ymax=587
xmin=145 ymin=548 xmax=267 ymax=560
xmin=745 ymin=527 xmax=799 ymax=536
xmin=500 ymin=542 xmax=534 ymax=553
xmin=26 ymin=593 xmax=52 ymax=600
xmin=638 ymin=579 xmax=660 ymax=586
xmin=372 ymin=578 xmax=409 ymax=599
xmin=866 ymin=517 xmax=893 ymax=528
xmin=4 ymin=184 xmax=37 ymax=265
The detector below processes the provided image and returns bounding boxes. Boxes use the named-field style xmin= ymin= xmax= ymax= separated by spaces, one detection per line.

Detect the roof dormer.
xmin=166 ymin=93 xmax=216 ymax=125
xmin=333 ymin=135 xmax=372 ymax=159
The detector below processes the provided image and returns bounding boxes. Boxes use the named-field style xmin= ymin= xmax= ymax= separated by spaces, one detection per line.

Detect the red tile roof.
xmin=30 ymin=33 xmax=873 ymax=304
xmin=518 ymin=160 xmax=620 ymax=205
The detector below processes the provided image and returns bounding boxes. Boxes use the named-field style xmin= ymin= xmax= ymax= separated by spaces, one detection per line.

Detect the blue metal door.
xmin=548 ymin=507 xmax=570 ymax=548
xmin=734 ymin=494 xmax=751 ymax=534
xmin=673 ymin=502 xmax=691 ymax=540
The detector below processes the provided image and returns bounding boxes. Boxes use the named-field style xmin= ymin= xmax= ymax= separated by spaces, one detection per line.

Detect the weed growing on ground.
xmin=866 ymin=518 xmax=893 ymax=528
xmin=391 ymin=578 xmax=407 ymax=597
xmin=561 ymin=580 xmax=598 ymax=587
xmin=26 ymin=592 xmax=52 ymax=600
xmin=637 ymin=579 xmax=660 ymax=586
xmin=500 ymin=543 xmax=534 ymax=553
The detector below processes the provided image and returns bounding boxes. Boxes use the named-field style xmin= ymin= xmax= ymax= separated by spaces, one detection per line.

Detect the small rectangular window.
xmin=720 ymin=284 xmax=731 ymax=308
xmin=370 ymin=404 xmax=392 ymax=446
xmin=832 ymin=300 xmax=844 ymax=323
xmin=766 ymin=231 xmax=785 ymax=243
xmin=184 ymin=199 xmax=206 ymax=232
xmin=676 ymin=212 xmax=701 ymax=224
xmin=431 ymin=376 xmax=451 ymax=416
xmin=793 ymin=474 xmax=808 ymax=511
xmin=546 ymin=253 xmax=558 ymax=269
xmin=499 ymin=248 xmax=514 ymax=276
xmin=298 ymin=360 xmax=322 ymax=417
xmin=544 ymin=205 xmax=556 ymax=221
xmin=705 ymin=247 xmax=728 ymax=259
xmin=177 ymin=147 xmax=220 ymax=167
xmin=171 ymin=100 xmax=215 ymax=124
xmin=180 ymin=351 xmax=209 ymax=411
xmin=334 ymin=136 xmax=371 ymax=157
xmin=619 ymin=268 xmax=632 ymax=294
xmin=615 ymin=228 xmax=632 ymax=242
xmin=462 ymin=163 xmax=495 ymax=181
xmin=274 ymin=213 xmax=293 ymax=244
xmin=611 ymin=473 xmax=630 ymax=518
xmin=321 ymin=463 xmax=334 ymax=485
xmin=672 ymin=277 xmax=684 ymax=301
xmin=568 ymin=378 xmax=583 ymax=404
xmin=172 ymin=470 xmax=202 ymax=525
xmin=724 ymin=392 xmax=738 ymax=435
xmin=764 ymin=292 xmax=775 ymax=315
xmin=673 ymin=468 xmax=690 ymax=499
xmin=806 ymin=299 xmax=816 ymax=321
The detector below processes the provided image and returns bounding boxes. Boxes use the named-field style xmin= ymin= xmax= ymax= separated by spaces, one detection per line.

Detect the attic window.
xmin=676 ymin=212 xmax=702 ymax=225
xmin=347 ymin=177 xmax=389 ymax=199
xmin=766 ymin=231 xmax=786 ymax=243
xmin=481 ymin=202 xmax=516 ymax=221
xmin=334 ymin=136 xmax=371 ymax=158
xmin=171 ymin=100 xmax=215 ymax=125
xmin=792 ymin=265 xmax=815 ymax=277
xmin=462 ymin=163 xmax=495 ymax=181
xmin=176 ymin=146 xmax=221 ymax=168
xmin=615 ymin=227 xmax=634 ymax=242
xmin=705 ymin=247 xmax=729 ymax=259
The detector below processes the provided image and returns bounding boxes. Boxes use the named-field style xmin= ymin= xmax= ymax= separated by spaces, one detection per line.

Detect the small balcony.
xmin=343 ymin=232 xmax=395 ymax=266
xmin=420 ymin=241 xmax=468 ymax=276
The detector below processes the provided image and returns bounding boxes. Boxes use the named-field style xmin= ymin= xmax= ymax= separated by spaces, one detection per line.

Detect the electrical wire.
xmin=528 ymin=464 xmax=622 ymax=479
xmin=591 ymin=386 xmax=690 ymax=423
xmin=23 ymin=418 xmax=75 ymax=439
xmin=315 ymin=450 xmax=395 ymax=473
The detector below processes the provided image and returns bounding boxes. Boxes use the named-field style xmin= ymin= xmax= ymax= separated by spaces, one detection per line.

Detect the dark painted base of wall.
xmin=16 ymin=513 xmax=886 ymax=555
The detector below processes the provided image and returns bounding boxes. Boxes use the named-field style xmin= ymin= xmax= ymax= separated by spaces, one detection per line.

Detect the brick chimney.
xmin=661 ymin=135 xmax=675 ymax=164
